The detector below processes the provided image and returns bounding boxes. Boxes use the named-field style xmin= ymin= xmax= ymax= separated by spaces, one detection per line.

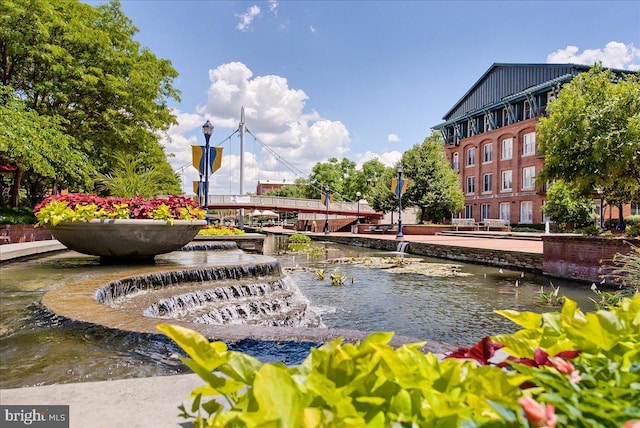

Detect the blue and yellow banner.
xmin=192 ymin=146 xmax=224 ymax=175
xmin=321 ymin=194 xmax=332 ymax=207
xmin=391 ymin=178 xmax=408 ymax=196
xmin=210 ymin=147 xmax=223 ymax=174
xmin=193 ymin=181 xmax=206 ymax=196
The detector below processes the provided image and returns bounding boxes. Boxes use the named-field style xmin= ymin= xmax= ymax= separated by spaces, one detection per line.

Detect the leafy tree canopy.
xmin=401 ymin=132 xmax=464 ymax=223
xmin=542 ymin=179 xmax=594 ymax=229
xmin=0 ymin=88 xmax=94 ymax=205
xmin=0 ymin=0 xmax=181 ymax=205
xmin=537 ymin=65 xmax=640 ymax=205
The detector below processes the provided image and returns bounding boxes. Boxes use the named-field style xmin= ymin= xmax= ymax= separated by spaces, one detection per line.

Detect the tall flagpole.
xmin=238 ymin=107 xmax=246 ymax=230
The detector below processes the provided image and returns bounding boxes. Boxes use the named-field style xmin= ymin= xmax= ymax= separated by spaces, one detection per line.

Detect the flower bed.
xmin=34 ymin=193 xmax=206 ymax=226
xmin=33 ymin=194 xmax=206 ymax=259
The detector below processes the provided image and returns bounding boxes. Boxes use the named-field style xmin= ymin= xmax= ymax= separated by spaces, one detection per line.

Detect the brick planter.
xmin=542 ymin=235 xmax=639 ymax=283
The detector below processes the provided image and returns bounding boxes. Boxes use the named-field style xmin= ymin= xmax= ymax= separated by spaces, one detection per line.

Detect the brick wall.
xmin=0 ymin=224 xmax=53 ymax=244
xmin=542 ymin=236 xmax=639 ymax=283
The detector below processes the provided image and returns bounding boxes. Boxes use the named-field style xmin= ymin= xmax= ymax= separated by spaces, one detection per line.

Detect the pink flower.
xmin=548 ymin=356 xmax=582 ymax=383
xmin=518 ymin=396 xmax=557 ymax=428
xmin=621 ymin=421 xmax=640 ymax=428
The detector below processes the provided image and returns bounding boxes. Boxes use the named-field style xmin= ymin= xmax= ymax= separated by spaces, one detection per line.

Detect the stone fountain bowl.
xmin=45 ymin=219 xmax=207 ymax=258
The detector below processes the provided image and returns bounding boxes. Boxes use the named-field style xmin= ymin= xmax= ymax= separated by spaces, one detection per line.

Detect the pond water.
xmin=0 ymin=236 xmax=595 ymax=389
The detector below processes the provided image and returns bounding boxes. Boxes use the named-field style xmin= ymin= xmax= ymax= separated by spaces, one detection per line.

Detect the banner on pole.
xmin=321 ymin=194 xmax=332 ymax=207
xmin=192 ymin=146 xmax=223 ymax=175
xmin=192 ymin=146 xmax=206 ymax=174
xmin=193 ymin=181 xmax=205 ymax=196
xmin=391 ymin=178 xmax=408 ymax=196
xmin=210 ymin=147 xmax=223 ymax=174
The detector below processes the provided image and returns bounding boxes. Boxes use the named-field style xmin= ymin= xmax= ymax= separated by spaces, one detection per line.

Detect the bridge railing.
xmin=206 ymin=195 xmax=377 ymax=214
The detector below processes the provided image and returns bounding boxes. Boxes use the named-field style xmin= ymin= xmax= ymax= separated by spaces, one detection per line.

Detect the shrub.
xmin=33 ymin=193 xmax=205 ymax=226
xmin=0 ymin=206 xmax=37 ymax=224
xmin=288 ymin=233 xmax=311 ymax=244
xmin=160 ymin=295 xmax=640 ymax=427
xmin=198 ymin=225 xmax=245 ymax=236
xmin=581 ymin=225 xmax=603 ymax=236
xmin=626 ymin=223 xmax=640 ymax=237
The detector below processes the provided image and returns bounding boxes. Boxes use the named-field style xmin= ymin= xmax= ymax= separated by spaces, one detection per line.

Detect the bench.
xmin=482 ymin=219 xmax=510 ymax=231
xmin=368 ymin=225 xmax=399 ymax=234
xmin=369 ymin=225 xmax=391 ymax=234
xmin=451 ymin=218 xmax=479 ymax=231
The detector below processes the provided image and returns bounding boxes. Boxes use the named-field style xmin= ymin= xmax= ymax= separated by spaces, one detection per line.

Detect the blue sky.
xmin=97 ymin=1 xmax=640 ymax=195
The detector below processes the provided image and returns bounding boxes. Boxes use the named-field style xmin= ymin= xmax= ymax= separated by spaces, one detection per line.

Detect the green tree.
xmin=401 ymin=132 xmax=464 ymax=223
xmin=367 ymin=166 xmax=399 ymax=215
xmin=537 ymin=65 xmax=640 ymax=224
xmin=305 ymin=157 xmax=357 ymax=200
xmin=542 ymin=180 xmax=594 ymax=229
xmin=264 ymin=184 xmax=305 ymax=198
xmin=0 ymin=0 xmax=181 ymax=203
xmin=0 ymin=89 xmax=93 ymax=206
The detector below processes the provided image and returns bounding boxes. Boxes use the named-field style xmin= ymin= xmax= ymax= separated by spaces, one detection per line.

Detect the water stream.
xmin=0 ymin=236 xmax=595 ymax=389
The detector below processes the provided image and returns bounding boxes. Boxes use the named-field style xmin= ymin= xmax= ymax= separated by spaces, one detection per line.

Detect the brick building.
xmin=256 ymin=179 xmax=296 ymax=195
xmin=433 ymin=63 xmax=638 ymax=226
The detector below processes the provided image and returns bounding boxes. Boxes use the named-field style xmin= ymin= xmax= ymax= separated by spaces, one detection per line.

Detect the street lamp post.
xmin=202 ymin=120 xmax=214 ymax=212
xmin=355 ymin=191 xmax=361 ymax=233
xmin=324 ymin=186 xmax=330 ymax=235
xmin=396 ymin=164 xmax=404 ymax=240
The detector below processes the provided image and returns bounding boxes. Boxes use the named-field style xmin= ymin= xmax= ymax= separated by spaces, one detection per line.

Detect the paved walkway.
xmin=262 ymin=226 xmax=544 ymax=254
xmin=0 ymin=230 xmax=543 ymax=427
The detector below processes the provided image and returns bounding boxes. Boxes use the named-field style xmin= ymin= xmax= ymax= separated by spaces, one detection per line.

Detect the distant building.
xmin=256 ymin=179 xmax=297 ymax=195
xmin=433 ymin=63 xmax=638 ymax=225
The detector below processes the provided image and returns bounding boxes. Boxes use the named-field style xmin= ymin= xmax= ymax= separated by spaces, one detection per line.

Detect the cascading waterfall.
xmin=94 ymin=260 xmax=322 ymax=328
xmin=397 ymin=241 xmax=409 ymax=253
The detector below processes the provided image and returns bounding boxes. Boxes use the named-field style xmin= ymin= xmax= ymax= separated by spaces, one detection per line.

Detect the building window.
xmin=501 ymin=138 xmax=513 ymax=160
xmin=501 ymin=170 xmax=512 ymax=191
xmin=468 ymin=119 xmax=475 ymax=137
xmin=520 ymin=201 xmax=533 ymax=223
xmin=481 ymin=204 xmax=491 ymax=220
xmin=502 ymin=108 xmax=510 ymax=126
xmin=499 ymin=203 xmax=510 ymax=223
xmin=466 ymin=176 xmax=475 ymax=194
xmin=452 ymin=153 xmax=459 ymax=171
xmin=523 ymin=132 xmax=536 ymax=156
xmin=483 ymin=173 xmax=492 ymax=193
xmin=483 ymin=143 xmax=493 ymax=163
xmin=484 ymin=114 xmax=492 ymax=132
xmin=522 ymin=166 xmax=535 ymax=190
xmin=632 ymin=204 xmax=640 ymax=216
xmin=524 ymin=100 xmax=533 ymax=120
xmin=464 ymin=205 xmax=473 ymax=219
xmin=466 ymin=147 xmax=476 ymax=166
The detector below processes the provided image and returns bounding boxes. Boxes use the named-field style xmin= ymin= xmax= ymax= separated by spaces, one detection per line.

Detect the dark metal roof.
xmin=442 ymin=63 xmax=591 ymax=121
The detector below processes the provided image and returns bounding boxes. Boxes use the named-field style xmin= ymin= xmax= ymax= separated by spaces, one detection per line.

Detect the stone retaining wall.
xmin=313 ymin=235 xmax=542 ymax=272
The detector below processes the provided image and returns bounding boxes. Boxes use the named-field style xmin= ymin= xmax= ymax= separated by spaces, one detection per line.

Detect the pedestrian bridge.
xmin=206 ymin=195 xmax=383 ymax=219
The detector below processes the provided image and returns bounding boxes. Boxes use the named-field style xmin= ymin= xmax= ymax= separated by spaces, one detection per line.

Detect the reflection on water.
xmin=0 ymin=237 xmax=595 ymax=388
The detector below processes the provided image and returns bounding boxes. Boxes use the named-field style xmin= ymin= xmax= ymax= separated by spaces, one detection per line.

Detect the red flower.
xmin=446 ymin=336 xmax=504 ymax=365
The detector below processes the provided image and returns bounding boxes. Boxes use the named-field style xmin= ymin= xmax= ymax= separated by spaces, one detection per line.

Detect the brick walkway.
xmin=262 ymin=226 xmax=543 ymax=254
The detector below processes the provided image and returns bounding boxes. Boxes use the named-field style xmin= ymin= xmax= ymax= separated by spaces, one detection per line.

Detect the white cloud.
xmin=547 ymin=41 xmax=640 ymax=71
xmin=236 ymin=5 xmax=261 ymax=32
xmin=268 ymin=0 xmax=278 ymax=16
xmin=357 ymin=151 xmax=402 ymax=168
xmin=387 ymin=133 xmax=400 ymax=143
xmin=170 ymin=62 xmax=353 ymax=194
xmin=309 ymin=25 xmax=316 ymax=34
